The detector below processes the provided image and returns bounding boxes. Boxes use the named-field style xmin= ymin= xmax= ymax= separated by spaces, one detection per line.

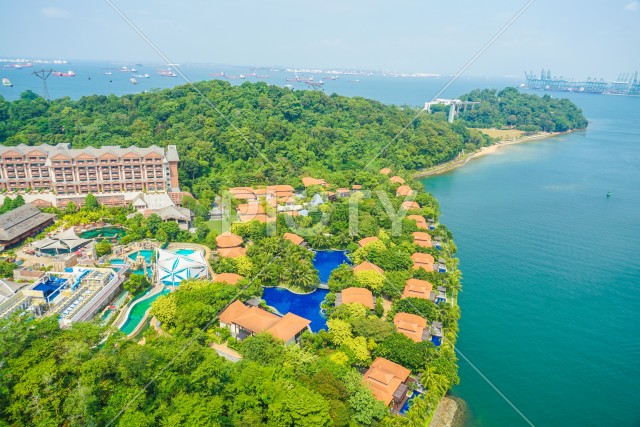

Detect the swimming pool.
xmin=110 ymin=258 xmax=126 ymax=265
xmin=262 ymin=287 xmax=329 ymax=332
xmin=174 ymin=248 xmax=196 ymax=256
xmin=399 ymin=390 xmax=422 ymax=415
xmin=80 ymin=227 xmax=126 ymax=240
xmin=313 ymin=250 xmax=351 ymax=283
xmin=119 ymin=287 xmax=171 ymax=335
xmin=128 ymin=249 xmax=154 ymax=264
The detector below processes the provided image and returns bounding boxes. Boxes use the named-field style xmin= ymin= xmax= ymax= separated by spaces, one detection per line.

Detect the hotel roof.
xmin=0 ymin=205 xmax=56 ymax=243
xmin=396 ymin=185 xmax=414 ymax=197
xmin=216 ymin=231 xmax=243 ymax=248
xmin=283 ymin=233 xmax=305 ymax=246
xmin=213 ymin=273 xmax=244 ymax=285
xmin=353 ymin=261 xmax=384 ymax=275
xmin=357 ymin=236 xmax=381 ymax=247
xmin=412 ymin=231 xmax=432 ymax=248
xmin=219 ymin=301 xmax=311 ymax=342
xmin=363 ymin=357 xmax=411 ymax=406
xmin=393 ymin=312 xmax=428 ymax=342
xmin=402 ymin=278 xmax=434 ymax=300
xmin=265 ymin=312 xmax=312 ymax=342
xmin=301 ymin=177 xmax=327 ymax=187
xmin=411 ymin=253 xmax=435 ymax=271
xmin=340 ymin=287 xmax=375 ymax=309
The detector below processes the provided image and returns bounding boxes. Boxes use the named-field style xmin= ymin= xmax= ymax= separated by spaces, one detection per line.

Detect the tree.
xmin=124 ymin=274 xmax=151 ymax=297
xmin=83 ymin=194 xmax=99 ymax=210
xmin=65 ymin=201 xmax=77 ymax=215
xmin=95 ymin=239 xmax=112 ymax=257
xmin=12 ymin=195 xmax=25 ymax=208
xmin=146 ymin=214 xmax=162 ymax=234
xmin=159 ymin=221 xmax=181 ymax=242
xmin=156 ymin=227 xmax=169 ymax=243
xmin=0 ymin=260 xmax=17 ymax=278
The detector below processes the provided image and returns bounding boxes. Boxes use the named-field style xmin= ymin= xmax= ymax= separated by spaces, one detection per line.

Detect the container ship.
xmin=524 ymin=69 xmax=639 ymax=96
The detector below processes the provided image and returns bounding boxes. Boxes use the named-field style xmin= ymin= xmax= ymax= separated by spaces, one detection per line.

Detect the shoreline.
xmin=414 ymin=130 xmax=570 ymax=178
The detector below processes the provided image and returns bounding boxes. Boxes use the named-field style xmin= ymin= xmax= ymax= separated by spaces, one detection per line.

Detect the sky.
xmin=1 ymin=0 xmax=639 ymax=79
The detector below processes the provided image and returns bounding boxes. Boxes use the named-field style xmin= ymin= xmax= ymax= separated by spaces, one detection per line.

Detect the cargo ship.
xmin=524 ymin=69 xmax=640 ymax=96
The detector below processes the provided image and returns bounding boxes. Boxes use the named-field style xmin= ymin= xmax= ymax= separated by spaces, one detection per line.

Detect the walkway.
xmin=210 ymin=342 xmax=243 ymax=362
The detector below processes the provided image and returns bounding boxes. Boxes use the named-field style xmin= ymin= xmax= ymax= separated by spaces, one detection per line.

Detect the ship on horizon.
xmin=53 ymin=70 xmax=76 ymax=77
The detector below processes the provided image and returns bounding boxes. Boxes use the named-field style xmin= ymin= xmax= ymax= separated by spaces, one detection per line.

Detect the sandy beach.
xmin=414 ymin=131 xmax=569 ymax=178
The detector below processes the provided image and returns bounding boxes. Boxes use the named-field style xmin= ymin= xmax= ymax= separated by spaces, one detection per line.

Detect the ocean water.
xmin=423 ymin=94 xmax=640 ymax=426
xmin=2 ymin=61 xmax=639 ymax=426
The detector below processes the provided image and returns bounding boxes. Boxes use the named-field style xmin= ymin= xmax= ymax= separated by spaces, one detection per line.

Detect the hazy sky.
xmin=2 ymin=0 xmax=638 ymax=78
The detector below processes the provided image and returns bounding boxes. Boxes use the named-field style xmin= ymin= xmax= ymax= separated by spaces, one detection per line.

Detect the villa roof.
xmin=335 ymin=188 xmax=350 ymax=193
xmin=411 ymin=253 xmax=434 ymax=271
xmin=352 ymin=184 xmax=362 ymax=190
xmin=340 ymin=287 xmax=374 ymax=309
xmin=214 ymin=273 xmax=244 ymax=285
xmin=358 ymin=236 xmax=381 ymax=247
xmin=380 ymin=168 xmax=392 ymax=175
xmin=301 ymin=177 xmax=327 ymax=187
xmin=219 ymin=300 xmax=249 ymax=324
xmin=216 ymin=231 xmax=243 ymax=248
xmin=219 ymin=301 xmax=311 ymax=342
xmin=353 ymin=261 xmax=384 ymax=275
xmin=154 ymin=205 xmax=191 ymax=222
xmin=389 ymin=176 xmax=406 ymax=184
xmin=401 ymin=200 xmax=420 ymax=210
xmin=217 ymin=247 xmax=247 ymax=258
xmin=283 ymin=233 xmax=305 ymax=246
xmin=396 ymin=185 xmax=414 ymax=197
xmin=265 ymin=312 xmax=311 ymax=342
xmin=408 ymin=215 xmax=429 ymax=229
xmin=393 ymin=312 xmax=428 ymax=342
xmin=412 ymin=232 xmax=432 ymax=248
xmin=232 ymin=306 xmax=280 ymax=332
xmin=363 ymin=357 xmax=411 ymax=406
xmin=402 ymin=278 xmax=434 ymax=300
xmin=0 ymin=205 xmax=56 ymax=243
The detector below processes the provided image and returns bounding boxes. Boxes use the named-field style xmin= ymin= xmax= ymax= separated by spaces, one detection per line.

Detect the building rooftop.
xmin=363 ymin=357 xmax=411 ymax=406
xmin=380 ymin=168 xmax=392 ymax=175
xmin=412 ymin=232 xmax=432 ymax=248
xmin=265 ymin=312 xmax=312 ymax=342
xmin=301 ymin=177 xmax=327 ymax=187
xmin=402 ymin=278 xmax=434 ymax=300
xmin=357 ymin=236 xmax=381 ymax=247
xmin=213 ymin=273 xmax=244 ymax=285
xmin=340 ymin=287 xmax=375 ymax=309
xmin=217 ymin=247 xmax=247 ymax=258
xmin=219 ymin=301 xmax=311 ymax=342
xmin=389 ymin=176 xmax=406 ymax=184
xmin=0 ymin=205 xmax=56 ymax=243
xmin=283 ymin=233 xmax=305 ymax=246
xmin=411 ymin=253 xmax=435 ymax=271
xmin=353 ymin=261 xmax=384 ymax=275
xmin=407 ymin=215 xmax=429 ymax=229
xmin=393 ymin=312 xmax=428 ymax=342
xmin=401 ymin=200 xmax=420 ymax=210
xmin=216 ymin=231 xmax=243 ymax=248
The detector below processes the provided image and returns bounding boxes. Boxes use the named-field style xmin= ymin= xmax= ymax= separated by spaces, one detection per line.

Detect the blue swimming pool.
xmin=313 ymin=250 xmax=351 ymax=283
xmin=174 ymin=249 xmax=196 ymax=256
xmin=399 ymin=390 xmax=422 ymax=415
xmin=128 ymin=249 xmax=154 ymax=264
xmin=262 ymin=287 xmax=329 ymax=332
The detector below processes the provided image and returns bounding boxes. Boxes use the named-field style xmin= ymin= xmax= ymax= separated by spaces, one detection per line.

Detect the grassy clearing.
xmin=477 ymin=128 xmax=525 ymax=140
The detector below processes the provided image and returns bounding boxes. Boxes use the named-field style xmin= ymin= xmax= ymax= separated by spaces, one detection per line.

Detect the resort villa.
xmin=411 ymin=253 xmax=435 ymax=271
xmin=401 ymin=201 xmax=420 ymax=210
xmin=0 ymin=204 xmax=56 ymax=249
xmin=408 ymin=215 xmax=429 ymax=230
xmin=379 ymin=168 xmax=392 ymax=175
xmin=301 ymin=177 xmax=328 ymax=187
xmin=402 ymin=278 xmax=435 ymax=301
xmin=215 ymin=232 xmax=246 ymax=258
xmin=283 ymin=233 xmax=305 ymax=246
xmin=363 ymin=357 xmax=413 ymax=413
xmin=389 ymin=176 xmax=406 ymax=185
xmin=353 ymin=261 xmax=385 ymax=275
xmin=412 ymin=231 xmax=432 ymax=248
xmin=219 ymin=300 xmax=311 ymax=345
xmin=396 ymin=185 xmax=414 ymax=197
xmin=335 ymin=287 xmax=375 ymax=310
xmin=393 ymin=312 xmax=429 ymax=342
xmin=357 ymin=236 xmax=381 ymax=247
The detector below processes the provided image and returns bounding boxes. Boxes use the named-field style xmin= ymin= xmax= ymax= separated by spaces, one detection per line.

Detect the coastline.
xmin=414 ymin=131 xmax=569 ymax=178
xmin=429 ymin=396 xmax=468 ymax=427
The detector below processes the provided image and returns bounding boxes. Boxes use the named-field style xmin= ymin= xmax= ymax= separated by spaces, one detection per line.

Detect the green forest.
xmin=457 ymin=87 xmax=589 ymax=132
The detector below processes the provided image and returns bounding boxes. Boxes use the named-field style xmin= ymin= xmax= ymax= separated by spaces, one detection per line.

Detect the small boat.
xmin=133 ymin=73 xmax=150 ymax=78
xmin=130 ymin=77 xmax=138 ymax=85
xmin=606 ymin=192 xmax=611 ymax=197
xmin=2 ymin=78 xmax=12 ymax=87
xmin=130 ymin=68 xmax=137 ymax=72
xmin=105 ymin=71 xmax=112 ymax=75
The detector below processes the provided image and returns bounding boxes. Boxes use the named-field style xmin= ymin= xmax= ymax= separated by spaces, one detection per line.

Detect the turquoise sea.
xmin=2 ymin=61 xmax=639 ymax=426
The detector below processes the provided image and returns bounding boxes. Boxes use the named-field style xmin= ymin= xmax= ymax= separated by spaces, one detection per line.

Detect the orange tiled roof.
xmin=363 ymin=357 xmax=411 ymax=406
xmin=390 ymin=176 xmax=406 ymax=184
xmin=214 ymin=273 xmax=244 ymax=285
xmin=353 ymin=261 xmax=384 ymax=275
xmin=402 ymin=278 xmax=433 ymax=300
xmin=216 ymin=231 xmax=243 ymax=248
xmin=266 ymin=312 xmax=311 ymax=342
xmin=411 ymin=253 xmax=434 ymax=271
xmin=396 ymin=185 xmax=414 ymax=197
xmin=301 ymin=177 xmax=327 ymax=187
xmin=233 ymin=306 xmax=280 ymax=332
xmin=218 ymin=246 xmax=247 ymax=258
xmin=412 ymin=231 xmax=432 ymax=248
xmin=283 ymin=232 xmax=305 ymax=246
xmin=352 ymin=184 xmax=362 ymax=190
xmin=380 ymin=167 xmax=392 ymax=175
xmin=394 ymin=312 xmax=428 ymax=342
xmin=219 ymin=300 xmax=249 ymax=324
xmin=401 ymin=200 xmax=420 ymax=210
xmin=341 ymin=287 xmax=374 ymax=309
xmin=408 ymin=215 xmax=428 ymax=229
xmin=358 ymin=236 xmax=381 ymax=247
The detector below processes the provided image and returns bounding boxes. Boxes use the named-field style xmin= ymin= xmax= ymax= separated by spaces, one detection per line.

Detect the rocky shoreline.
xmin=429 ymin=396 xmax=469 ymax=427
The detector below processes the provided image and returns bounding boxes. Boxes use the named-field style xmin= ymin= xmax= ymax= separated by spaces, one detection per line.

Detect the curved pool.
xmin=313 ymin=250 xmax=351 ymax=283
xmin=80 ymin=227 xmax=126 ymax=240
xmin=262 ymin=287 xmax=329 ymax=332
xmin=119 ymin=288 xmax=171 ymax=335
